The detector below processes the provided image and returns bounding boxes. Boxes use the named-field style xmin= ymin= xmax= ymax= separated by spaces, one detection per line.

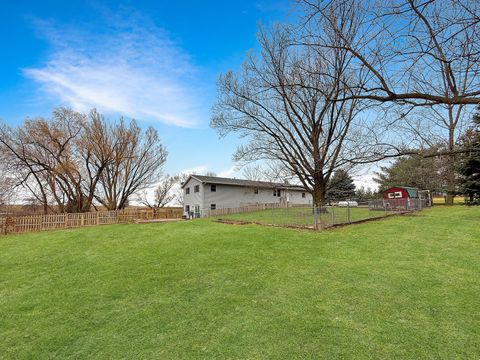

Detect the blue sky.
xmin=0 ymin=0 xmax=293 ymax=177
xmin=1 ymin=0 xmax=376 ymax=187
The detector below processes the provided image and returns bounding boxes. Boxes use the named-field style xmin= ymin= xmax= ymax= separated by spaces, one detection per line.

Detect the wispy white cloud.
xmin=218 ymin=165 xmax=239 ymax=178
xmin=180 ymin=165 xmax=209 ymax=176
xmin=23 ymin=11 xmax=205 ymax=127
xmin=353 ymin=173 xmax=378 ymax=191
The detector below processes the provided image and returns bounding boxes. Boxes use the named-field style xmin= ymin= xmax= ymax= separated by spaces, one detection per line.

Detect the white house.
xmin=182 ymin=175 xmax=312 ymax=217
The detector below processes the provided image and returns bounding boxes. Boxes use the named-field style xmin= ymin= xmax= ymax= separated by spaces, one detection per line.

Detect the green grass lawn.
xmin=1 ymin=207 xmax=479 ymax=359
xmin=218 ymin=206 xmax=385 ymax=227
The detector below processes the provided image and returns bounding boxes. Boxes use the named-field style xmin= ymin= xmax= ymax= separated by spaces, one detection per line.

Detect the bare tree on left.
xmin=0 ymin=107 xmax=167 ymax=213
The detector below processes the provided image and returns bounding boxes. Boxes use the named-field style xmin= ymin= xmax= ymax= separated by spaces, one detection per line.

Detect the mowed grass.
xmin=218 ymin=206 xmax=384 ymax=227
xmin=0 ymin=207 xmax=479 ymax=359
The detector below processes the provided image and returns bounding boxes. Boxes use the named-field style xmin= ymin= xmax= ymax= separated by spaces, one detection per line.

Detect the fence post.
xmin=96 ymin=211 xmax=100 ymax=225
xmin=347 ymin=202 xmax=351 ymax=224
xmin=314 ymin=205 xmax=319 ymax=230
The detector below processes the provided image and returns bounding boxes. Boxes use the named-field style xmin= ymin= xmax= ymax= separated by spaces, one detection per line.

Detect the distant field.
xmin=432 ymin=196 xmax=465 ymax=205
xmin=217 ymin=206 xmax=386 ymax=227
xmin=1 ymin=207 xmax=479 ymax=359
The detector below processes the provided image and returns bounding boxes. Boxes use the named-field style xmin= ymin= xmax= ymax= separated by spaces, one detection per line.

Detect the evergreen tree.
xmin=457 ymin=107 xmax=480 ymax=204
xmin=355 ymin=186 xmax=378 ymax=201
xmin=326 ymin=170 xmax=356 ymax=200
xmin=373 ymin=152 xmax=447 ymax=194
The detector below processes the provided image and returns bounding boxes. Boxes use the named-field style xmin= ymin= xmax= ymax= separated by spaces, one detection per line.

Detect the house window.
xmin=194 ymin=185 xmax=200 ymax=193
xmin=302 ymin=192 xmax=306 ymax=198
xmin=395 ymin=191 xmax=402 ymax=198
xmin=254 ymin=188 xmax=258 ymax=194
xmin=185 ymin=205 xmax=190 ymax=212
xmin=210 ymin=204 xmax=216 ymax=210
xmin=186 ymin=187 xmax=190 ymax=195
xmin=388 ymin=193 xmax=395 ymax=199
xmin=273 ymin=189 xmax=277 ymax=197
xmin=211 ymin=184 xmax=216 ymax=192
xmin=277 ymin=189 xmax=281 ymax=197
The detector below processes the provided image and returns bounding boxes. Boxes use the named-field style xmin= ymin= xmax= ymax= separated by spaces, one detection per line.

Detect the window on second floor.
xmin=194 ymin=185 xmax=200 ymax=193
xmin=211 ymin=184 xmax=216 ymax=192
xmin=186 ymin=187 xmax=190 ymax=195
xmin=302 ymin=192 xmax=306 ymax=198
xmin=254 ymin=188 xmax=258 ymax=194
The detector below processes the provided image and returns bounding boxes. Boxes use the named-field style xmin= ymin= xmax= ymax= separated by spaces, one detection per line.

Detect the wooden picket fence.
xmin=0 ymin=207 xmax=183 ymax=235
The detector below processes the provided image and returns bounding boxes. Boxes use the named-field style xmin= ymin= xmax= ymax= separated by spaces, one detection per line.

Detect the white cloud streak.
xmin=218 ymin=165 xmax=239 ymax=178
xmin=23 ymin=12 xmax=205 ymax=127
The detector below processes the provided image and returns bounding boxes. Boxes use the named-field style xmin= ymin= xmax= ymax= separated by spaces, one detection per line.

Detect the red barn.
xmin=383 ymin=186 xmax=419 ymax=200
xmin=383 ymin=186 xmax=421 ymax=210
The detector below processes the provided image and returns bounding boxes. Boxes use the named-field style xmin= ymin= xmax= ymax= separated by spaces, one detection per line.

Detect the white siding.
xmin=183 ymin=177 xmax=204 ymax=215
xmin=204 ymin=184 xmax=279 ymax=209
xmin=183 ymin=176 xmax=313 ymax=217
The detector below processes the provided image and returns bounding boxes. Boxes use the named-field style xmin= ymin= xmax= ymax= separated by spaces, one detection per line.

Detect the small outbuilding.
xmin=369 ymin=186 xmax=430 ymax=211
xmin=382 ymin=186 xmax=426 ymax=210
xmin=383 ymin=186 xmax=419 ymax=200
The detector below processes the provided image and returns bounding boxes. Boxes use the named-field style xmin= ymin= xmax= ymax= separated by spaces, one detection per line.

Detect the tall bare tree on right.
xmin=212 ymin=16 xmax=367 ymax=206
xmin=300 ymin=0 xmax=480 ymax=203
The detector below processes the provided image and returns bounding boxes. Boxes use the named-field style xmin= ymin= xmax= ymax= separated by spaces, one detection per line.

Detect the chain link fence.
xmin=212 ymin=198 xmax=429 ymax=230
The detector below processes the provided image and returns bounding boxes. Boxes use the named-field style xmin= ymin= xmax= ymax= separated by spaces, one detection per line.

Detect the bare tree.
xmin=1 ymin=125 xmax=48 ymax=214
xmin=212 ymin=22 xmax=366 ymax=205
xmin=242 ymin=164 xmax=266 ymax=181
xmin=391 ymin=105 xmax=469 ymax=202
xmin=94 ymin=119 xmax=167 ymax=210
xmin=0 ymin=108 xmax=167 ymax=213
xmin=138 ymin=175 xmax=179 ymax=210
xmin=174 ymin=172 xmax=192 ymax=206
xmin=0 ymin=167 xmax=15 ymax=208
xmin=299 ymin=0 xmax=480 ymax=203
xmin=299 ymin=0 xmax=480 ymax=106
xmin=0 ymin=108 xmax=91 ymax=213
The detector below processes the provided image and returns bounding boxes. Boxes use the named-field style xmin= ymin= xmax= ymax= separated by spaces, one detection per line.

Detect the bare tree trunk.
xmin=445 ymin=124 xmax=456 ymax=205
xmin=312 ymin=177 xmax=329 ymax=213
xmin=312 ymin=180 xmax=326 ymax=205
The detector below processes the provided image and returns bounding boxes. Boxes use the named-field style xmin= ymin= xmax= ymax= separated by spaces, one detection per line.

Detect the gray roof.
xmin=182 ymin=174 xmax=307 ymax=191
